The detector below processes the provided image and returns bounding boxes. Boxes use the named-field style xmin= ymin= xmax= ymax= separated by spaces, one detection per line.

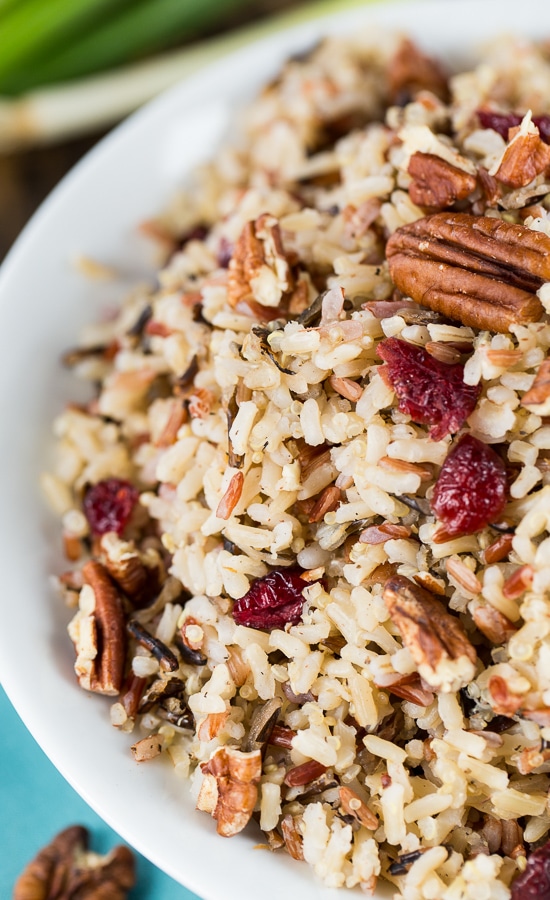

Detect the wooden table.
xmin=0 ymin=133 xmax=104 ymax=261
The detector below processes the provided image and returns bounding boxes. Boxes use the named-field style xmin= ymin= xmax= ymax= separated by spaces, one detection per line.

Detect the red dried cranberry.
xmin=232 ymin=568 xmax=311 ymax=631
xmin=217 ymin=237 xmax=233 ymax=269
xmin=377 ymin=338 xmax=480 ymax=441
xmin=178 ymin=223 xmax=209 ymax=249
xmin=83 ymin=478 xmax=139 ymax=536
xmin=476 ymin=110 xmax=522 ymax=139
xmin=511 ymin=839 xmax=550 ymax=900
xmin=477 ymin=109 xmax=550 ymax=144
xmin=431 ymin=434 xmax=507 ymax=537
xmin=535 ymin=116 xmax=550 ymax=143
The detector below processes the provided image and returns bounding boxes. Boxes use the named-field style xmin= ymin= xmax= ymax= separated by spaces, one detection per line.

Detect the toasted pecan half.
xmin=386 ymin=213 xmax=547 ymax=332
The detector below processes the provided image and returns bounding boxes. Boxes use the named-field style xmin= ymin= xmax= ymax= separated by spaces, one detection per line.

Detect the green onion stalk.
xmin=0 ymin=0 xmax=257 ymax=95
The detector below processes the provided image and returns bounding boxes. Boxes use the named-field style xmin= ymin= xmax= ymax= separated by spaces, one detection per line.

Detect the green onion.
xmin=0 ymin=0 xmax=27 ymax=15
xmin=0 ymin=0 xmax=256 ymax=95
xmin=0 ymin=0 xmax=134 ymax=83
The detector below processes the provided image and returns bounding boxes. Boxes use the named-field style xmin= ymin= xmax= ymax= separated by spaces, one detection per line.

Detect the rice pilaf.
xmin=43 ymin=29 xmax=550 ymax=899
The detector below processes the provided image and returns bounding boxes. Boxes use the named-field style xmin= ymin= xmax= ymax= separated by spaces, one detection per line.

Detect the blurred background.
xmin=0 ymin=0 xmax=354 ymax=261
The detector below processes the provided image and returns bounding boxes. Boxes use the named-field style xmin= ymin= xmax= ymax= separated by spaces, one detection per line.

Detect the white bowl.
xmin=1 ymin=1 xmax=549 ymax=897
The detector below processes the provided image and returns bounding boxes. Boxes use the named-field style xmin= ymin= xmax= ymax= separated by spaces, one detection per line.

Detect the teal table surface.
xmin=0 ymin=684 xmax=201 ymax=899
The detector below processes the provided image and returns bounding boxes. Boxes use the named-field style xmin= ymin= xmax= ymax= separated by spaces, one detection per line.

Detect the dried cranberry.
xmin=477 ymin=109 xmax=550 ymax=144
xmin=377 ymin=338 xmax=480 ymax=441
xmin=511 ymin=839 xmax=550 ymax=900
xmin=178 ymin=223 xmax=209 ymax=249
xmin=431 ymin=434 xmax=507 ymax=537
xmin=535 ymin=115 xmax=550 ymax=144
xmin=476 ymin=110 xmax=523 ymax=139
xmin=232 ymin=568 xmax=311 ymax=631
xmin=217 ymin=236 xmax=233 ymax=269
xmin=83 ymin=478 xmax=139 ymax=536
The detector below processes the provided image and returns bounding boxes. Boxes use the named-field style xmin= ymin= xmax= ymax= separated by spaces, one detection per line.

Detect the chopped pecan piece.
xmin=521 ymin=357 xmax=550 ymax=415
xmin=386 ymin=213 xmax=547 ymax=332
xmin=69 ymin=561 xmax=127 ymax=695
xmin=280 ymin=815 xmax=305 ymax=861
xmin=308 ymin=485 xmax=341 ymax=523
xmin=197 ymin=746 xmax=262 ymax=837
xmin=100 ymin=532 xmax=161 ymax=608
xmin=362 ymin=560 xmax=399 ymax=589
xmin=225 ymin=645 xmax=250 ymax=686
xmin=228 ymin=214 xmax=294 ymax=310
xmin=517 ymin=745 xmax=550 ymax=774
xmin=408 ymin=152 xmax=477 ymax=208
xmin=494 ymin=126 xmax=550 ymax=189
xmin=188 ymin=386 xmax=215 ymax=419
xmin=197 ymin=712 xmax=230 ymax=742
xmin=413 ymin=570 xmax=446 ymax=596
xmin=342 ymin=198 xmax=382 ymax=238
xmin=260 ymin=829 xmax=285 ymax=852
xmin=477 ymin=167 xmax=502 ymax=209
xmin=487 ymin=675 xmax=523 ymax=715
xmin=13 ymin=825 xmax=135 ymax=900
xmin=388 ymin=37 xmax=449 ymax=103
xmin=131 ymin=734 xmax=164 ymax=761
xmin=382 ymin=574 xmax=477 ymax=692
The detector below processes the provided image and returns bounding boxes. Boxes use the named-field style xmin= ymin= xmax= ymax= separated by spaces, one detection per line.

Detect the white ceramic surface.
xmin=1 ymin=2 xmax=549 ymax=897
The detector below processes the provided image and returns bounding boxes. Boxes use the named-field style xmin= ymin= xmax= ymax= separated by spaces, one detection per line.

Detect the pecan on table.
xmin=386 ymin=212 xmax=548 ymax=332
xmin=197 ymin=746 xmax=262 ymax=837
xmin=227 ymin=213 xmax=294 ymax=311
xmin=408 ymin=153 xmax=477 ymax=209
xmin=68 ymin=560 xmax=127 ymax=695
xmin=382 ymin=574 xmax=477 ymax=692
xmin=13 ymin=825 xmax=135 ymax=900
